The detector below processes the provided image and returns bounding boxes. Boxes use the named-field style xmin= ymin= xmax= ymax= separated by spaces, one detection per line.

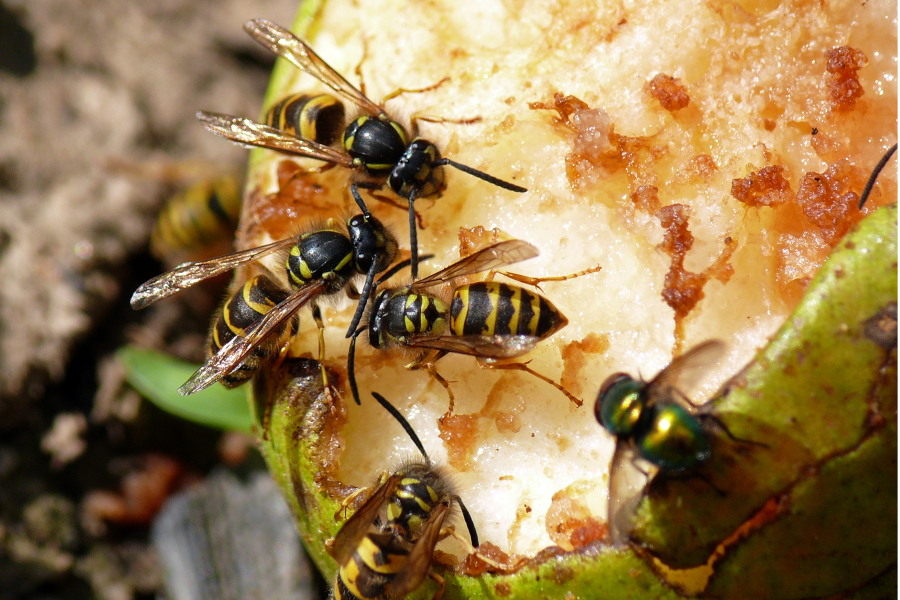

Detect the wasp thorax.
xmin=347 ymin=214 xmax=398 ymax=275
xmin=595 ymin=374 xmax=644 ymax=437
xmin=287 ymin=230 xmax=355 ymax=292
xmin=388 ymin=139 xmax=445 ymax=198
xmin=343 ymin=116 xmax=408 ymax=173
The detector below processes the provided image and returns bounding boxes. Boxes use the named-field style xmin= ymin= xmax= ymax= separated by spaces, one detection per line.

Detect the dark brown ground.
xmin=0 ymin=1 xmax=320 ymax=598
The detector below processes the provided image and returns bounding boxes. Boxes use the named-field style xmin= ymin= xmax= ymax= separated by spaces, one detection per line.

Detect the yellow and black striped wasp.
xmin=150 ymin=175 xmax=243 ymax=264
xmin=198 ymin=18 xmax=527 ymax=282
xmin=329 ymin=391 xmax=483 ymax=600
xmin=206 ymin=274 xmax=300 ymax=389
xmin=348 ymin=239 xmax=599 ymax=410
xmin=131 ymin=187 xmax=399 ymax=394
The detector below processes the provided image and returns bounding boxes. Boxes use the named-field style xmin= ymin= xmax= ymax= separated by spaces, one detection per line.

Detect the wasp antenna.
xmin=407 ymin=188 xmax=420 ymax=280
xmin=435 ymin=158 xmax=527 ymax=193
xmin=350 ymin=184 xmax=371 ymax=217
xmin=859 ymin=143 xmax=898 ymax=210
xmin=457 ymin=497 xmax=479 ymax=547
xmin=375 ymin=253 xmax=435 ymax=286
xmin=348 ymin=329 xmax=365 ymax=405
xmin=346 ymin=260 xmax=379 ymax=337
xmin=371 ymin=392 xmax=429 ymax=460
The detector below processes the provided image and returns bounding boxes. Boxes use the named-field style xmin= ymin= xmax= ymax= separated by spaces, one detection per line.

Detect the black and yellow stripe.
xmin=286 ymin=230 xmax=355 ymax=292
xmin=450 ymin=282 xmax=566 ymax=338
xmin=209 ymin=275 xmax=296 ymax=388
xmin=150 ymin=177 xmax=241 ymax=260
xmin=264 ymin=93 xmax=345 ymax=146
xmin=335 ymin=533 xmax=408 ymax=600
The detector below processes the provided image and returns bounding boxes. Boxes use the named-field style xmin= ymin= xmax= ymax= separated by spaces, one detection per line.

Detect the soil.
xmin=0 ymin=1 xmax=327 ymax=598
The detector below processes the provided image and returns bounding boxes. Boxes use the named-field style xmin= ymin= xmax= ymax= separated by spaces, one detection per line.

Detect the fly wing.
xmin=197 ymin=112 xmax=355 ymax=167
xmin=606 ymin=442 xmax=648 ymax=545
xmin=329 ymin=476 xmax=400 ymax=565
xmin=243 ymin=19 xmax=383 ymax=116
xmin=411 ymin=240 xmax=539 ymax=291
xmin=130 ymin=237 xmax=298 ymax=309
xmin=177 ymin=280 xmax=328 ymax=395
xmin=383 ymin=503 xmax=448 ymax=598
xmin=408 ymin=334 xmax=539 ymax=359
xmin=644 ymin=339 xmax=726 ymax=410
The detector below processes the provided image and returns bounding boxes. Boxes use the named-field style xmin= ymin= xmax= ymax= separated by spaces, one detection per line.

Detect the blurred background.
xmin=0 ymin=1 xmax=322 ymax=598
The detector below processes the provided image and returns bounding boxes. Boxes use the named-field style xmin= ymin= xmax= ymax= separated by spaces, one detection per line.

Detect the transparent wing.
xmin=243 ymin=19 xmax=383 ymax=116
xmin=384 ymin=503 xmax=448 ymax=598
xmin=411 ymin=240 xmax=539 ymax=291
xmin=644 ymin=340 xmax=726 ymax=410
xmin=606 ymin=442 xmax=648 ymax=546
xmin=178 ymin=280 xmax=328 ymax=395
xmin=328 ymin=476 xmax=399 ymax=565
xmin=197 ymin=112 xmax=355 ymax=167
xmin=408 ymin=334 xmax=539 ymax=359
xmin=130 ymin=237 xmax=299 ymax=309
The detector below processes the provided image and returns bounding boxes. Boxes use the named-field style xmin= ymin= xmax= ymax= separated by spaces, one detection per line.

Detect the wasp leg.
xmin=312 ymin=304 xmax=329 ymax=386
xmin=367 ymin=190 xmax=426 ymax=229
xmin=405 ymin=352 xmax=455 ymax=414
xmin=489 ymin=264 xmax=602 ymax=291
xmin=480 ymin=360 xmax=583 ymax=407
xmin=442 ymin=527 xmax=522 ymax=572
xmin=426 ymin=571 xmax=446 ymax=600
xmin=354 ymin=36 xmax=370 ymax=98
xmin=382 ymin=76 xmax=451 ymax=103
xmin=333 ymin=471 xmax=391 ymax=521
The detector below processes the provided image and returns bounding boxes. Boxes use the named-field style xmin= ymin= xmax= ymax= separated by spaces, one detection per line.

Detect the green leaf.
xmin=117 ymin=345 xmax=253 ymax=433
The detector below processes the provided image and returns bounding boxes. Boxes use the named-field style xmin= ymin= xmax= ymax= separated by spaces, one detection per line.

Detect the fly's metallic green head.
xmin=637 ymin=403 xmax=709 ymax=472
xmin=595 ymin=373 xmax=644 ymax=437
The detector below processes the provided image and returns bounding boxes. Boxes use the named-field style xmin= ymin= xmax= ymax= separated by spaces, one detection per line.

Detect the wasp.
xmin=329 ymin=391 xmax=484 ymax=600
xmin=858 ymin=143 xmax=897 ymax=210
xmin=208 ymin=274 xmax=301 ymax=388
xmin=265 ymin=92 xmax=346 ymax=148
xmin=594 ymin=340 xmax=764 ymax=542
xmin=348 ymin=239 xmax=600 ymax=410
xmin=149 ymin=175 xmax=242 ymax=263
xmin=131 ymin=187 xmax=399 ymax=394
xmin=197 ymin=19 xmax=527 ymax=282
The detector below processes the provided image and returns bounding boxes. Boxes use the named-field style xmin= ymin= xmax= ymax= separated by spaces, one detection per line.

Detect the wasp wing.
xmin=328 ymin=476 xmax=400 ymax=565
xmin=244 ymin=19 xmax=383 ymax=116
xmin=197 ymin=112 xmax=355 ymax=167
xmin=178 ymin=280 xmax=328 ymax=395
xmin=131 ymin=237 xmax=299 ymax=310
xmin=411 ymin=240 xmax=539 ymax=291
xmin=408 ymin=334 xmax=538 ymax=359
xmin=384 ymin=502 xmax=449 ymax=598
xmin=644 ymin=339 xmax=726 ymax=411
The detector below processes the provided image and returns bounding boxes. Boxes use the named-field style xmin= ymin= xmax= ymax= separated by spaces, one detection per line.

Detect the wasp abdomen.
xmin=264 ymin=93 xmax=345 ymax=146
xmin=450 ymin=282 xmax=567 ymax=338
xmin=210 ymin=275 xmax=296 ymax=388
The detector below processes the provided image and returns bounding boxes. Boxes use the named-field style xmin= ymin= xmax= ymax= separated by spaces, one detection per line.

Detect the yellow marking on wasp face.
xmin=527 ymin=293 xmax=541 ymax=335
xmin=387 ymin=502 xmax=401 ymax=522
xmin=452 ymin=287 xmax=470 ymax=336
xmin=396 ymin=488 xmax=433 ymax=513
xmin=359 ymin=536 xmax=406 ymax=574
